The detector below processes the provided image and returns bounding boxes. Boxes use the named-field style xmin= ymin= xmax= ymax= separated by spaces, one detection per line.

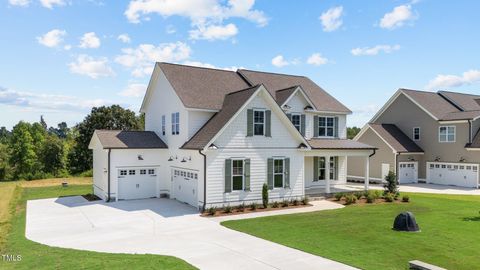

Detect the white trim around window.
xmin=439 ymin=126 xmax=455 ymax=143
xmin=318 ymin=116 xmax=335 ymax=137
xmin=253 ymin=109 xmax=265 ymax=136
xmin=413 ymin=127 xmax=420 ymax=141
xmin=273 ymin=158 xmax=285 ymax=188
xmin=231 ymin=159 xmax=244 ymax=191
xmin=171 ymin=112 xmax=179 ymax=135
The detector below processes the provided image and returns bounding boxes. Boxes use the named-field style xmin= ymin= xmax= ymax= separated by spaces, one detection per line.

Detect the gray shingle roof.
xmin=156 ymin=63 xmax=351 ymax=114
xmin=438 ymin=91 xmax=480 ymax=111
xmin=307 ymin=138 xmax=376 ymax=150
xmin=400 ymin=89 xmax=459 ymax=119
xmin=467 ymin=129 xmax=480 ymax=149
xmin=369 ymin=124 xmax=423 ymax=153
xmin=95 ymin=130 xmax=167 ymax=149
xmin=238 ymin=69 xmax=352 ymax=113
xmin=275 ymin=86 xmax=299 ymax=106
xmin=181 ymin=85 xmax=261 ymax=150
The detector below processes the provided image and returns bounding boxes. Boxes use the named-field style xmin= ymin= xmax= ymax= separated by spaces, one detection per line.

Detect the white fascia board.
xmin=438 ymin=120 xmax=469 ymax=124
xmin=366 ymin=125 xmax=398 ymax=154
xmin=185 ymin=107 xmax=219 ymax=113
xmin=139 ymin=63 xmax=160 ymax=113
xmin=281 ymin=86 xmax=316 ymax=110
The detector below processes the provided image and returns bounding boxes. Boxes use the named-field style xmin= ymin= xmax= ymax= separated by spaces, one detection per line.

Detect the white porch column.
xmin=364 ymin=156 xmax=370 ymax=190
xmin=325 ymin=155 xmax=331 ymax=193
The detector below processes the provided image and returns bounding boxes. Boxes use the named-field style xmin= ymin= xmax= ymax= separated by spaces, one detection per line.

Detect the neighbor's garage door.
xmin=172 ymin=168 xmax=198 ymax=207
xmin=118 ymin=168 xmax=157 ymax=200
xmin=427 ymin=162 xmax=479 ymax=188
xmin=398 ymin=162 xmax=418 ymax=184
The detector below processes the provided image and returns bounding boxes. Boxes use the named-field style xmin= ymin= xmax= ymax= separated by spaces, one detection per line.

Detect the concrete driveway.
xmin=26 ymin=197 xmax=357 ymax=270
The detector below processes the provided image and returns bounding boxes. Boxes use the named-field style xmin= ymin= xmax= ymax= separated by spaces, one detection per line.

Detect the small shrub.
xmin=237 ymin=203 xmax=246 ymax=212
xmin=353 ymin=191 xmax=364 ymax=200
xmin=250 ymin=202 xmax=258 ymax=211
xmin=224 ymin=205 xmax=233 ymax=213
xmin=384 ymin=193 xmax=394 ymax=202
xmin=366 ymin=194 xmax=375 ymax=203
xmin=345 ymin=194 xmax=357 ymax=205
xmin=402 ymin=195 xmax=410 ymax=202
xmin=301 ymin=196 xmax=309 ymax=205
xmin=374 ymin=190 xmax=382 ymax=199
xmin=384 ymin=171 xmax=399 ymax=194
xmin=363 ymin=190 xmax=370 ymax=198
xmin=291 ymin=199 xmax=300 ymax=206
xmin=281 ymin=200 xmax=290 ymax=207
xmin=334 ymin=192 xmax=344 ymax=201
xmin=207 ymin=207 xmax=217 ymax=216
xmin=394 ymin=192 xmax=400 ymax=200
xmin=262 ymin=183 xmax=269 ymax=208
xmin=272 ymin=201 xmax=279 ymax=208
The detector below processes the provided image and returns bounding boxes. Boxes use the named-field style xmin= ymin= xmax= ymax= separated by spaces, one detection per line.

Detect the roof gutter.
xmin=198 ymin=150 xmax=207 ymax=212
xmin=106 ymin=149 xmax=111 ymax=202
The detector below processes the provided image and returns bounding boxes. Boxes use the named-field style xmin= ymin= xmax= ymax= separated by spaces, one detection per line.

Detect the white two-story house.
xmin=89 ymin=62 xmax=375 ymax=210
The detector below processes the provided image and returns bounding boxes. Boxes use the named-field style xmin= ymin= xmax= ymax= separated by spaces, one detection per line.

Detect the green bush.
xmin=301 ymin=196 xmax=309 ymax=205
xmin=384 ymin=171 xmax=398 ymax=194
xmin=207 ymin=206 xmax=217 ymax=216
xmin=262 ymin=183 xmax=269 ymax=208
xmin=345 ymin=194 xmax=357 ymax=205
xmin=366 ymin=194 xmax=375 ymax=203
xmin=272 ymin=201 xmax=279 ymax=208
xmin=353 ymin=191 xmax=364 ymax=200
xmin=384 ymin=193 xmax=394 ymax=202
xmin=237 ymin=203 xmax=246 ymax=212
xmin=374 ymin=190 xmax=383 ymax=199
xmin=291 ymin=199 xmax=300 ymax=206
xmin=402 ymin=195 xmax=410 ymax=202
xmin=334 ymin=192 xmax=344 ymax=201
xmin=224 ymin=205 xmax=233 ymax=213
xmin=250 ymin=202 xmax=258 ymax=211
xmin=281 ymin=200 xmax=290 ymax=207
xmin=79 ymin=169 xmax=93 ymax=177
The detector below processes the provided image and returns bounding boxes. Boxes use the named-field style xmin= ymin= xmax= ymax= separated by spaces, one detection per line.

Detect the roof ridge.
xmin=275 ymin=85 xmax=300 ymax=92
xmin=157 ymin=62 xmax=238 ymax=74
xmin=226 ymin=84 xmax=262 ymax=96
xmin=438 ymin=90 xmax=480 ymax=97
xmin=238 ymin=69 xmax=307 ymax=78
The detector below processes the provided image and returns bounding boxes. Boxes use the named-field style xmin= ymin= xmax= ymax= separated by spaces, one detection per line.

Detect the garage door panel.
xmin=399 ymin=162 xmax=418 ymax=184
xmin=172 ymin=168 xmax=198 ymax=207
xmin=427 ymin=162 xmax=479 ymax=188
xmin=118 ymin=168 xmax=158 ymax=200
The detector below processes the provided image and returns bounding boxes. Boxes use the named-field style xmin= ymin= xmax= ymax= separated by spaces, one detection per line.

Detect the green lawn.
xmin=0 ymin=183 xmax=196 ymax=270
xmin=223 ymin=193 xmax=480 ymax=270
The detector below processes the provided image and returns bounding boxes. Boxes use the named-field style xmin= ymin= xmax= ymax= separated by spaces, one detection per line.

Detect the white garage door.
xmin=118 ymin=168 xmax=157 ymax=200
xmin=427 ymin=162 xmax=479 ymax=188
xmin=399 ymin=162 xmax=418 ymax=184
xmin=172 ymin=168 xmax=198 ymax=207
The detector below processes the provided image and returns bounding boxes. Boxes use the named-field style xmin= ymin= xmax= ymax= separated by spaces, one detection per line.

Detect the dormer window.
xmin=319 ymin=116 xmax=335 ymax=137
xmin=253 ymin=109 xmax=265 ymax=136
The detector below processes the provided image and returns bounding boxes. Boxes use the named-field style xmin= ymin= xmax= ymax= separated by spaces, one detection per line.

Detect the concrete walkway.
xmin=307 ymin=183 xmax=480 ymax=196
xmin=26 ymin=197 xmax=357 ymax=270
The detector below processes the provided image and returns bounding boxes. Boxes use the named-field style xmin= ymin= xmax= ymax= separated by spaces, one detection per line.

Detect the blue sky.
xmin=1 ymin=0 xmax=479 ymax=129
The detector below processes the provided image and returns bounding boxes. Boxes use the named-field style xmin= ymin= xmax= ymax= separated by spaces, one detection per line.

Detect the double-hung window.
xmin=439 ymin=126 xmax=455 ymax=142
xmin=291 ymin=114 xmax=301 ymax=132
xmin=273 ymin=158 xmax=285 ymax=188
xmin=253 ymin=110 xmax=265 ymax=136
xmin=318 ymin=116 xmax=334 ymax=137
xmin=413 ymin=127 xmax=420 ymax=141
xmin=171 ymin=112 xmax=179 ymax=135
xmin=316 ymin=157 xmax=337 ymax=180
xmin=161 ymin=115 xmax=166 ymax=135
xmin=232 ymin=159 xmax=244 ymax=191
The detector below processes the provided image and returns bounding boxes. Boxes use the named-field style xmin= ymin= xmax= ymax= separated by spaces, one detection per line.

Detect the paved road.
xmin=26 ymin=197 xmax=357 ymax=270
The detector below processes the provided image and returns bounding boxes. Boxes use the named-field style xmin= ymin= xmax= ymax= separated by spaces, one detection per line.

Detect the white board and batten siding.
xmin=205 ymin=91 xmax=305 ymax=207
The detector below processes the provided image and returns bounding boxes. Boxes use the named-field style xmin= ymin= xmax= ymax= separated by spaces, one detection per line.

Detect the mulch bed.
xmin=202 ymin=203 xmax=312 ymax=217
xmin=82 ymin=193 xmax=101 ymax=201
xmin=328 ymin=197 xmax=409 ymax=206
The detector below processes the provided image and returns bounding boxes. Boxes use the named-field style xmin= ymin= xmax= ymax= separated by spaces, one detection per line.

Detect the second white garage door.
xmin=172 ymin=168 xmax=198 ymax=208
xmin=399 ymin=162 xmax=418 ymax=184
xmin=118 ymin=168 xmax=158 ymax=200
xmin=427 ymin=162 xmax=479 ymax=188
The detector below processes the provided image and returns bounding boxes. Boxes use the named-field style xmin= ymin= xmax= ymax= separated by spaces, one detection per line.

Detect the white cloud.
xmin=307 ymin=53 xmax=328 ymax=66
xmin=349 ymin=104 xmax=382 ymax=127
xmin=182 ymin=60 xmax=242 ymax=71
xmin=79 ymin=32 xmax=101 ymax=48
xmin=119 ymin=83 xmax=147 ymax=97
xmin=37 ymin=29 xmax=66 ymax=48
xmin=379 ymin=4 xmax=416 ymax=29
xmin=166 ymin=25 xmax=176 ymax=34
xmin=189 ymin=23 xmax=238 ymax=40
xmin=117 ymin=34 xmax=131 ymax=43
xmin=40 ymin=0 xmax=65 ymax=9
xmin=63 ymin=44 xmax=72 ymax=50
xmin=115 ymin=42 xmax=191 ymax=77
xmin=351 ymin=44 xmax=401 ymax=56
xmin=68 ymin=55 xmax=115 ymax=79
xmin=0 ymin=86 xmax=111 ymax=112
xmin=271 ymin=55 xmax=289 ymax=68
xmin=319 ymin=6 xmax=343 ymax=32
xmin=426 ymin=70 xmax=480 ymax=90
xmin=8 ymin=0 xmax=30 ymax=7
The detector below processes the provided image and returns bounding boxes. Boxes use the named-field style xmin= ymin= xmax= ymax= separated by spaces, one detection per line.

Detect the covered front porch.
xmin=304 ymin=138 xmax=376 ymax=194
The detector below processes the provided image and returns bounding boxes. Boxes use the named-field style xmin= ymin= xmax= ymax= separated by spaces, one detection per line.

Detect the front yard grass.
xmin=0 ymin=180 xmax=196 ymax=270
xmin=223 ymin=193 xmax=480 ymax=270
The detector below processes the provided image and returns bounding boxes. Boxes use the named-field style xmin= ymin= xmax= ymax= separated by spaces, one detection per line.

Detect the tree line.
xmin=0 ymin=105 xmax=144 ymax=181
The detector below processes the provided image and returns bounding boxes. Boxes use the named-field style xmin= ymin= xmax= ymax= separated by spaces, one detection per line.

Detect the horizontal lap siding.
xmin=206 ymin=148 xmax=304 ymax=206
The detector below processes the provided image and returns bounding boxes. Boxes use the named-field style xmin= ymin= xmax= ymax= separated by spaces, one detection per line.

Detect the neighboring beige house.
xmin=89 ymin=62 xmax=375 ymax=210
xmin=349 ymin=88 xmax=480 ymax=188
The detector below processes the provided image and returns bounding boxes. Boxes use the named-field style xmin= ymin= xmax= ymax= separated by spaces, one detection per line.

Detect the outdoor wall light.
xmin=137 ymin=155 xmax=144 ymax=160
xmin=181 ymin=156 xmax=192 ymax=163
xmin=459 ymin=157 xmax=466 ymax=162
xmin=434 ymin=156 xmax=441 ymax=162
xmin=168 ymin=155 xmax=177 ymax=161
